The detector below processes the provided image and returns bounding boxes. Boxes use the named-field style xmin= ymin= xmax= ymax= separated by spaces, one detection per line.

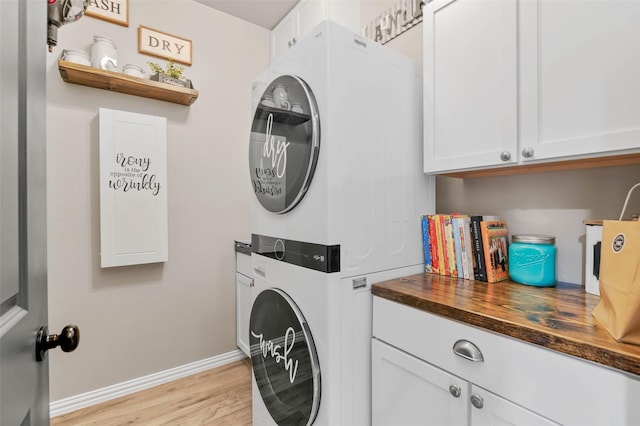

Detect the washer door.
xmin=250 ymin=288 xmax=321 ymax=425
xmin=249 ymin=75 xmax=320 ymax=214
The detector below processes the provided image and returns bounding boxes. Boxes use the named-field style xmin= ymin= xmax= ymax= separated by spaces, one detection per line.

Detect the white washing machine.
xmin=249 ymin=252 xmax=424 ymax=426
xmin=248 ymin=20 xmax=435 ymax=425
xmin=249 ymin=20 xmax=435 ymax=277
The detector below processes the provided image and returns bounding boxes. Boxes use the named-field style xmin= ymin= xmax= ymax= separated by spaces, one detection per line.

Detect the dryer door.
xmin=249 ymin=75 xmax=320 ymax=214
xmin=250 ymin=288 xmax=321 ymax=426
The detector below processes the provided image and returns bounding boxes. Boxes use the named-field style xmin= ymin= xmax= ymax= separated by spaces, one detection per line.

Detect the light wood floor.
xmin=50 ymin=359 xmax=252 ymax=425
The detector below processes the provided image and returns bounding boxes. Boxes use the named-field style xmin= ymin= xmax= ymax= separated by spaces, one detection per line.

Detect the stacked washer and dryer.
xmin=247 ymin=20 xmax=435 ymax=425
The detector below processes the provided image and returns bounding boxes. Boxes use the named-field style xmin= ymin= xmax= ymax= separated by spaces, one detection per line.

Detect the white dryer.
xmin=249 ymin=20 xmax=434 ymax=277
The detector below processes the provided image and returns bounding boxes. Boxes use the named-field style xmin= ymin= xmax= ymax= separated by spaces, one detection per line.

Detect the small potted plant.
xmin=147 ymin=59 xmax=193 ymax=89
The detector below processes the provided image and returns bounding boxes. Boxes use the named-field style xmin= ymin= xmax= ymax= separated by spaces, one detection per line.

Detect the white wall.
xmin=436 ymin=169 xmax=640 ymax=285
xmin=361 ymin=0 xmax=640 ymax=284
xmin=47 ymin=0 xmax=269 ymax=400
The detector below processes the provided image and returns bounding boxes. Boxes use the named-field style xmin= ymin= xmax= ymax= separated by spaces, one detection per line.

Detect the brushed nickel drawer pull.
xmin=452 ymin=339 xmax=484 ymax=362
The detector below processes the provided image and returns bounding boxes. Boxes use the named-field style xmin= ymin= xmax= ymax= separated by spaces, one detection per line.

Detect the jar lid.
xmin=93 ymin=35 xmax=117 ymax=48
xmin=512 ymin=234 xmax=555 ymax=244
xmin=62 ymin=49 xmax=90 ymax=59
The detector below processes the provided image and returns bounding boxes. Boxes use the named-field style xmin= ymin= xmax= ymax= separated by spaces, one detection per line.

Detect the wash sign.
xmin=361 ymin=0 xmax=423 ymax=45
xmin=138 ymin=25 xmax=192 ymax=65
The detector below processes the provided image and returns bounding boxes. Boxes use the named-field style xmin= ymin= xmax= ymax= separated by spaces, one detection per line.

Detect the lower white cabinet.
xmin=235 ymin=251 xmax=253 ymax=357
xmin=372 ymin=339 xmax=467 ymax=425
xmin=469 ymin=383 xmax=557 ymax=426
xmin=372 ymin=339 xmax=556 ymax=426
xmin=372 ymin=297 xmax=640 ymax=425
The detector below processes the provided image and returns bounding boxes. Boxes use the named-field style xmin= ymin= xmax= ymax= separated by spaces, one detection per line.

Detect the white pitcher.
xmin=91 ymin=35 xmax=117 ymax=71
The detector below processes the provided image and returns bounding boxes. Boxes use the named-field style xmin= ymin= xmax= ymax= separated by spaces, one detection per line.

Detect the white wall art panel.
xmin=99 ymin=108 xmax=168 ymax=268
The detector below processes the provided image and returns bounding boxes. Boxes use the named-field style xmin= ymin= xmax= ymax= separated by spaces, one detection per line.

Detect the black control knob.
xmin=36 ymin=325 xmax=80 ymax=362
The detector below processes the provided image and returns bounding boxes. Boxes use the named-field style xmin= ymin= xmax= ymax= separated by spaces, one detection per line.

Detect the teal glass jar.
xmin=508 ymin=235 xmax=556 ymax=287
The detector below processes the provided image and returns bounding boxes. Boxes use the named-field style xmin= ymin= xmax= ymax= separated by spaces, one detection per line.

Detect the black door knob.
xmin=36 ymin=325 xmax=80 ymax=362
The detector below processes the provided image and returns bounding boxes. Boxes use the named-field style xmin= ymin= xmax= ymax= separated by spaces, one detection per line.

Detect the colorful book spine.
xmin=444 ymin=215 xmax=457 ymax=277
xmin=470 ymin=216 xmax=488 ymax=282
xmin=421 ymin=215 xmax=432 ymax=272
xmin=460 ymin=216 xmax=473 ymax=280
xmin=451 ymin=217 xmax=464 ymax=278
xmin=452 ymin=217 xmax=466 ymax=279
xmin=428 ymin=215 xmax=440 ymax=275
xmin=435 ymin=214 xmax=449 ymax=276
xmin=480 ymin=220 xmax=510 ymax=283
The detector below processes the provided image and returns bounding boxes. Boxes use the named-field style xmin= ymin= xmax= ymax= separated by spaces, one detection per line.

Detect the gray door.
xmin=1 ymin=0 xmax=50 ymax=424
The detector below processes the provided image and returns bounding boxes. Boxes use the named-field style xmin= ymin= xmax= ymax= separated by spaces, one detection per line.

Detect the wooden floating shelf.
xmin=58 ymin=60 xmax=198 ymax=106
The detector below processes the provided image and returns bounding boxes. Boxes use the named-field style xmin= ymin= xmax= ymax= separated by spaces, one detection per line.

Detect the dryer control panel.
xmin=252 ymin=233 xmax=340 ymax=273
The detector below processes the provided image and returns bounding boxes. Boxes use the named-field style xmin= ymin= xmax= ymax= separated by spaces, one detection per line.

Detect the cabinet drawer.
xmin=236 ymin=252 xmax=252 ymax=277
xmin=373 ymin=297 xmax=640 ymax=425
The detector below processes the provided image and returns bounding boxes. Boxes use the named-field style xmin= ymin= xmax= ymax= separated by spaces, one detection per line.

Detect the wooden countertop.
xmin=372 ymin=273 xmax=640 ymax=376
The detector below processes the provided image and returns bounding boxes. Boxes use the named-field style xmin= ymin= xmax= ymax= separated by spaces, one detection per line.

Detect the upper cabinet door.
xmin=424 ymin=0 xmax=518 ymax=174
xmin=520 ymin=0 xmax=640 ymax=162
xmin=297 ymin=0 xmax=327 ymax=37
xmin=271 ymin=0 xmax=360 ymax=63
xmin=271 ymin=11 xmax=298 ymax=62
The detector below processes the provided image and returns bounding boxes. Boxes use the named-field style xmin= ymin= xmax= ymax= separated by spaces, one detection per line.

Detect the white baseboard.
xmin=50 ymin=349 xmax=247 ymax=418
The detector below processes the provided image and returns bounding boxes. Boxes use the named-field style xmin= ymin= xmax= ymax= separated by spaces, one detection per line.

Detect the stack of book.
xmin=421 ymin=214 xmax=510 ymax=283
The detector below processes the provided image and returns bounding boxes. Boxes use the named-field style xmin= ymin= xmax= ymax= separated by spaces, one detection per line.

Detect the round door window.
xmin=249 ymin=75 xmax=320 ymax=214
xmin=250 ymin=288 xmax=321 ymax=426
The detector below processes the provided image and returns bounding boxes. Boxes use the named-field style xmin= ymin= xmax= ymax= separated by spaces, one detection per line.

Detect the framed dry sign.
xmin=99 ymin=108 xmax=168 ymax=268
xmin=86 ymin=0 xmax=129 ymax=27
xmin=138 ymin=25 xmax=192 ymax=66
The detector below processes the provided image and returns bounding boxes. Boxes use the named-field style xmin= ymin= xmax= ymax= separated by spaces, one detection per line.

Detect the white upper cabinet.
xmin=519 ymin=0 xmax=640 ymax=162
xmin=424 ymin=0 xmax=518 ymax=173
xmin=424 ymin=0 xmax=640 ymax=174
xmin=271 ymin=11 xmax=298 ymax=62
xmin=271 ymin=0 xmax=360 ymax=62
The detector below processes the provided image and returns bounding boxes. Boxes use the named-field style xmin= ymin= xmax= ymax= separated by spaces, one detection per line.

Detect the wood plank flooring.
xmin=51 ymin=359 xmax=252 ymax=425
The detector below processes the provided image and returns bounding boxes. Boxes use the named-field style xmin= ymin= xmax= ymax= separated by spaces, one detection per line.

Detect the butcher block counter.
xmin=371 ymin=273 xmax=640 ymax=377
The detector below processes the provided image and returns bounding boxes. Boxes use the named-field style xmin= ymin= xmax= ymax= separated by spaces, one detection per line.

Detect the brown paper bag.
xmin=592 ymin=183 xmax=640 ymax=345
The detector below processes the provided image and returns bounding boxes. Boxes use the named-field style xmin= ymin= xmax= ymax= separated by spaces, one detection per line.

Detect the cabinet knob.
xmin=499 ymin=151 xmax=511 ymax=162
xmin=288 ymin=40 xmax=292 ymax=48
xmin=521 ymin=147 xmax=534 ymax=158
xmin=292 ymin=37 xmax=297 ymax=44
xmin=471 ymin=394 xmax=484 ymax=409
xmin=449 ymin=384 xmax=461 ymax=398
xmin=452 ymin=339 xmax=484 ymax=362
